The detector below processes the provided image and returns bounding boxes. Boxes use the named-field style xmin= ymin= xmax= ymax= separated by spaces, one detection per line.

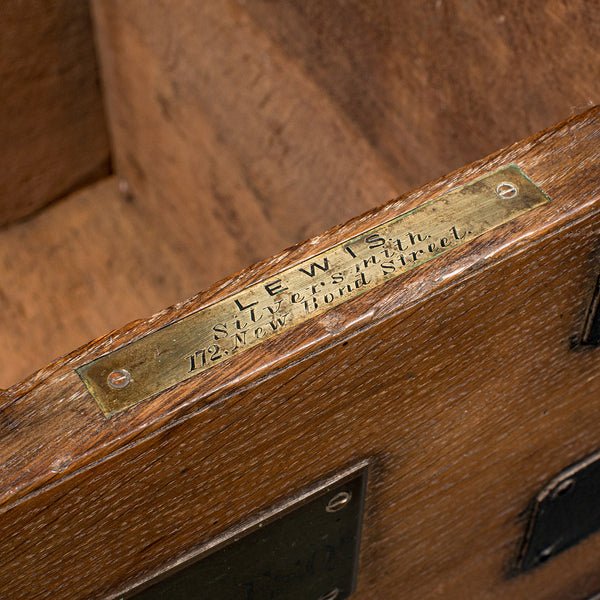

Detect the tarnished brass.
xmin=77 ymin=165 xmax=550 ymax=416
xmin=120 ymin=462 xmax=368 ymax=600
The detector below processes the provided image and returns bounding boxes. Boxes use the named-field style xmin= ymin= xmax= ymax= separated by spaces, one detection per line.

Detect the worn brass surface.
xmin=121 ymin=462 xmax=368 ymax=600
xmin=77 ymin=165 xmax=550 ymax=416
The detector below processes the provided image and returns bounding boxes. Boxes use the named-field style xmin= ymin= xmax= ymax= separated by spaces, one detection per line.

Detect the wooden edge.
xmin=0 ymin=106 xmax=599 ymax=511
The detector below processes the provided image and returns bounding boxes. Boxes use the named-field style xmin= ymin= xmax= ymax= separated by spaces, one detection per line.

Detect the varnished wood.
xmin=91 ymin=0 xmax=600 ymax=290
xmin=0 ymin=0 xmax=111 ymax=226
xmin=0 ymin=108 xmax=598 ymax=599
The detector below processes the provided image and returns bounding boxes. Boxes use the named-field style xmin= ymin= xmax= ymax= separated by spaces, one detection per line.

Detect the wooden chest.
xmin=1 ymin=2 xmax=600 ymax=599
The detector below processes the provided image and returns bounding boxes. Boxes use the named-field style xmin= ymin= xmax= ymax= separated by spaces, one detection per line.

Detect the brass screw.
xmin=538 ymin=543 xmax=556 ymax=563
xmin=551 ymin=477 xmax=575 ymax=500
xmin=326 ymin=491 xmax=352 ymax=512
xmin=496 ymin=181 xmax=518 ymax=199
xmin=107 ymin=368 xmax=131 ymax=390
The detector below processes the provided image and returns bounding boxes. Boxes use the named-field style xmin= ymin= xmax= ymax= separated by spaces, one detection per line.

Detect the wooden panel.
xmin=0 ymin=0 xmax=110 ymax=226
xmin=0 ymin=108 xmax=598 ymax=599
xmin=91 ymin=0 xmax=600 ymax=290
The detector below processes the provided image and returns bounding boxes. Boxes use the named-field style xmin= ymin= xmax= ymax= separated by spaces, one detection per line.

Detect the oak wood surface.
xmin=0 ymin=0 xmax=111 ymax=226
xmin=0 ymin=109 xmax=598 ymax=599
xmin=91 ymin=0 xmax=600 ymax=291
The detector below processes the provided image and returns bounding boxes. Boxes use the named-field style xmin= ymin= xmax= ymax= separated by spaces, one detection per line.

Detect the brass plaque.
xmin=78 ymin=165 xmax=549 ymax=416
xmin=121 ymin=462 xmax=368 ymax=600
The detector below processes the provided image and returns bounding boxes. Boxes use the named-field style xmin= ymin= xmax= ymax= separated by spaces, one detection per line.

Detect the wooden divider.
xmin=0 ymin=0 xmax=110 ymax=226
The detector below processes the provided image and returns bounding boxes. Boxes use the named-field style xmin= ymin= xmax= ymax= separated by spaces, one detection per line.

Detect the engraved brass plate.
xmin=121 ymin=463 xmax=368 ymax=600
xmin=78 ymin=165 xmax=549 ymax=415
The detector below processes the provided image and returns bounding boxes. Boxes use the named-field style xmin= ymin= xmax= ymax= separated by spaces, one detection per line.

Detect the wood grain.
xmin=0 ymin=0 xmax=111 ymax=226
xmin=0 ymin=108 xmax=598 ymax=599
xmin=91 ymin=0 xmax=600 ymax=291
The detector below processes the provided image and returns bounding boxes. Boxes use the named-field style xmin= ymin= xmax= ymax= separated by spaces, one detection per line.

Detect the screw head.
xmin=551 ymin=477 xmax=575 ymax=500
xmin=496 ymin=181 xmax=519 ymax=199
xmin=107 ymin=368 xmax=131 ymax=390
xmin=326 ymin=491 xmax=352 ymax=513
xmin=538 ymin=543 xmax=556 ymax=563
